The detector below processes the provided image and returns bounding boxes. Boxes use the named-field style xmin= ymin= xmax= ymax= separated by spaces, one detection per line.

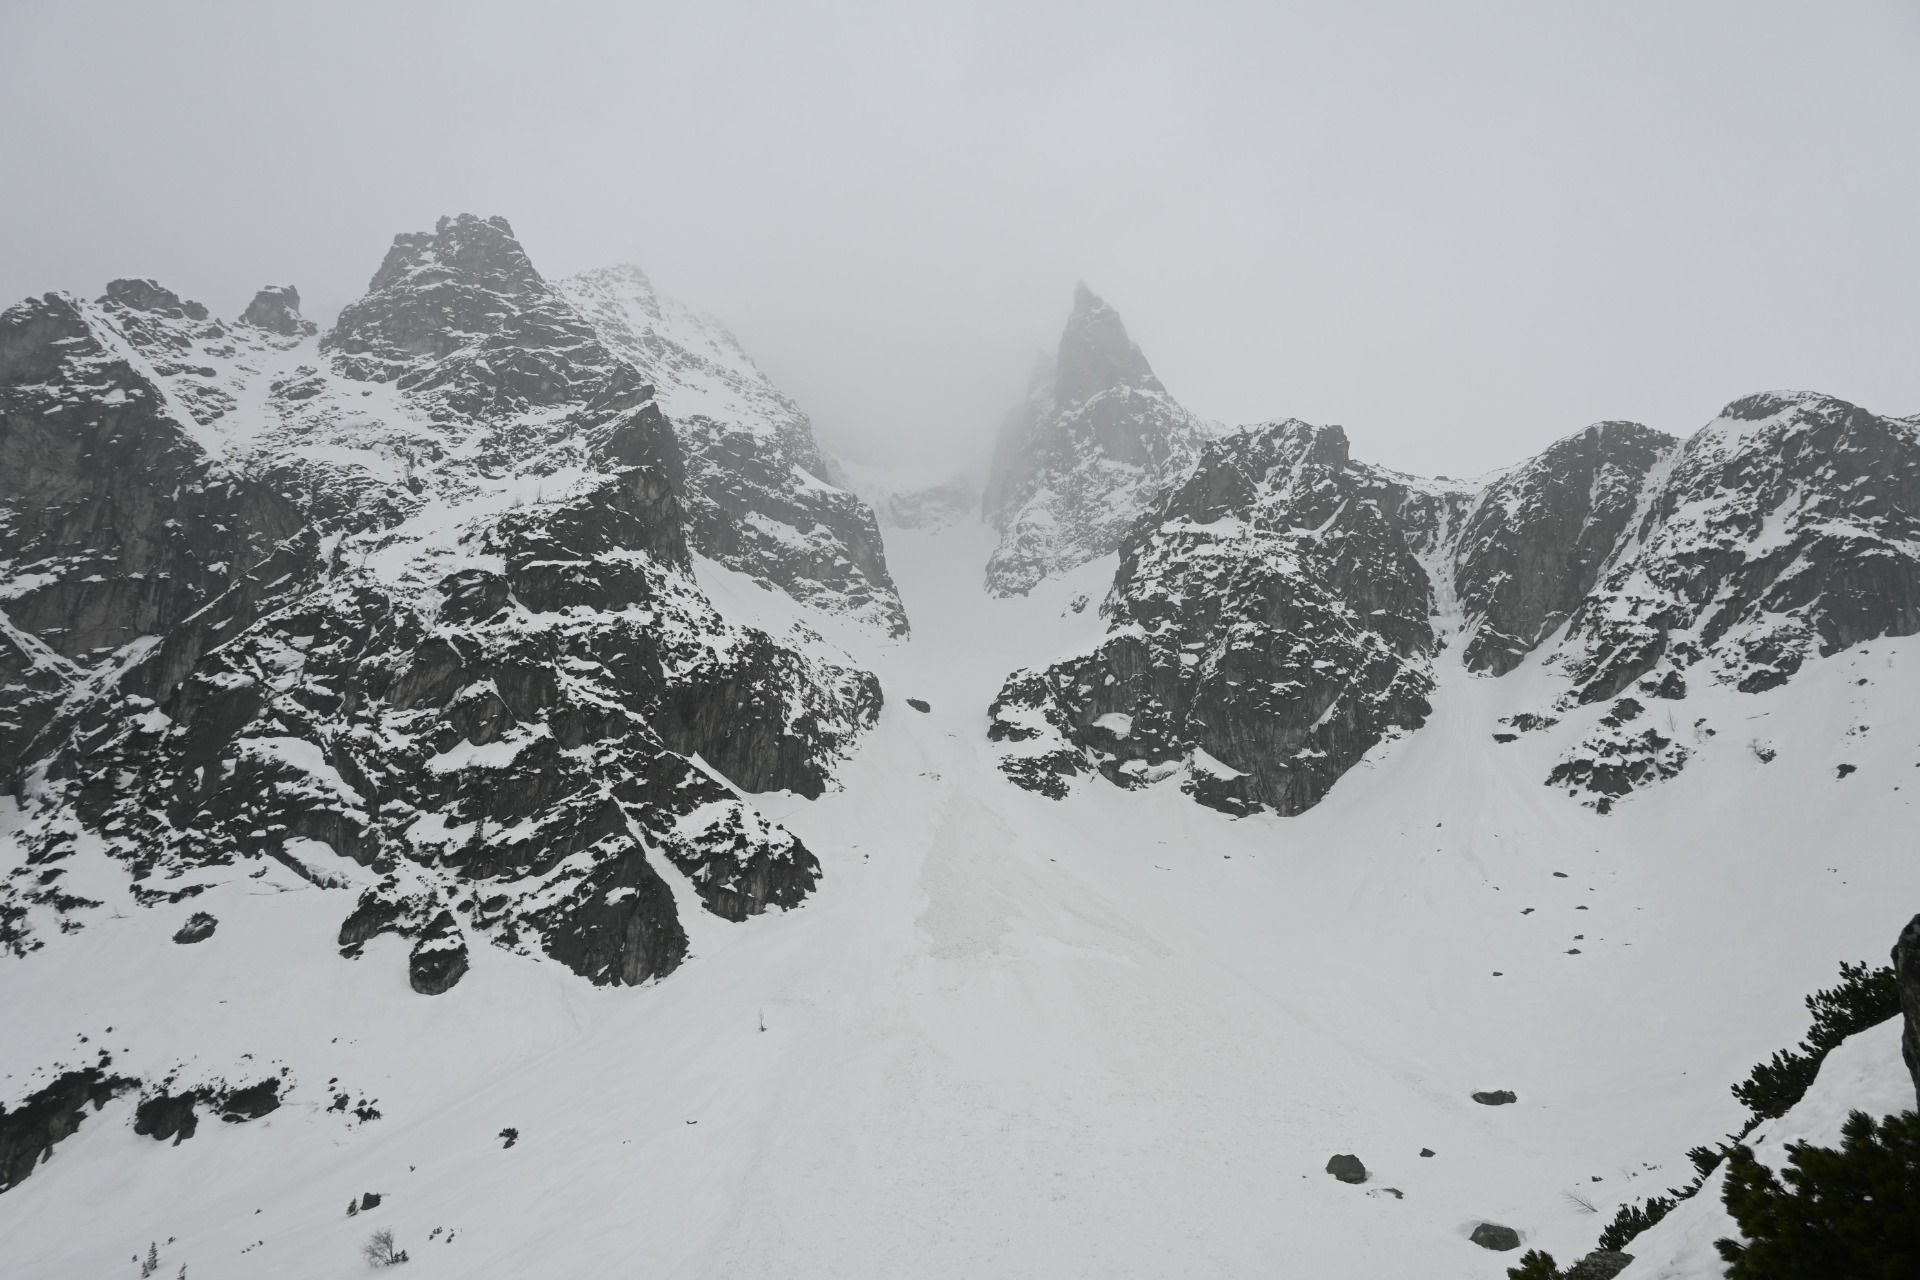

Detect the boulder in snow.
xmin=1325 ymin=1153 xmax=1367 ymax=1184
xmin=1469 ymin=1222 xmax=1521 ymax=1251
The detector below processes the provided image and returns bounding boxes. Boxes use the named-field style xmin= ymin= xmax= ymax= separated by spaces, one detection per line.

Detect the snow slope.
xmin=4 ymin=516 xmax=1916 ymax=1279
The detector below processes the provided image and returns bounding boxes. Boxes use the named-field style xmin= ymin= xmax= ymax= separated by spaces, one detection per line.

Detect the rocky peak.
xmin=318 ymin=215 xmax=667 ymax=477
xmin=982 ymin=284 xmax=1204 ymax=595
xmin=98 ymin=278 xmax=210 ymax=322
xmin=238 ymin=284 xmax=316 ymax=338
xmin=1054 ymin=282 xmax=1164 ymax=405
xmin=365 ymin=213 xmax=539 ymax=297
xmin=325 ymin=213 xmax=604 ymax=396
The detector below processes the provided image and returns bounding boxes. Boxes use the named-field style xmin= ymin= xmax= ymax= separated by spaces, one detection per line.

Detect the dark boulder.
xmin=1470 ymin=1222 xmax=1522 ymax=1251
xmin=172 ymin=912 xmax=217 ymax=944
xmin=1325 ymin=1153 xmax=1367 ymax=1184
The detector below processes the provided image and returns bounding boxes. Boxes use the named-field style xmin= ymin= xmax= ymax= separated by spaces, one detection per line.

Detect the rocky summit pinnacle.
xmin=982 ymin=284 xmax=1203 ymax=595
xmin=1054 ymin=282 xmax=1165 ymax=405
xmin=238 ymin=284 xmax=316 ymax=338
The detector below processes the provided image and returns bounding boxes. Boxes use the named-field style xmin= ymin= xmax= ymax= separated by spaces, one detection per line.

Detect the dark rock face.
xmin=1325 ymin=1153 xmax=1367 ymax=1184
xmin=1471 ymin=1090 xmax=1517 ymax=1106
xmin=0 ymin=215 xmax=882 ymax=991
xmin=0 ymin=1068 xmax=137 ymax=1192
xmin=982 ymin=285 xmax=1203 ymax=596
xmin=0 ymin=292 xmax=309 ymax=670
xmin=1566 ymin=393 xmax=1920 ymax=702
xmin=172 ymin=912 xmax=217 ymax=944
xmin=1455 ymin=421 xmax=1676 ymax=674
xmin=1470 ymin=1222 xmax=1522 ymax=1251
xmin=1893 ymin=913 xmax=1920 ymax=1110
xmin=0 ymin=615 xmax=72 ymax=781
xmin=990 ymin=421 xmax=1438 ymax=815
xmin=238 ymin=285 xmax=316 ymax=338
xmin=559 ymin=265 xmax=907 ymax=634
xmin=133 ymin=1090 xmax=202 ymax=1144
xmin=219 ymin=1079 xmax=281 ymax=1121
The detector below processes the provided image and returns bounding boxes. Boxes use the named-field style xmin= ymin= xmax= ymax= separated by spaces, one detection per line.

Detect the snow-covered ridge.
xmin=992 ymin=389 xmax=1920 ymax=817
xmin=558 ymin=265 xmax=907 ymax=635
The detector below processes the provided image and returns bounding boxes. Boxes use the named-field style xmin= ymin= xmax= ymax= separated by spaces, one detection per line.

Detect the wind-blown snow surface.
xmin=2 ymin=522 xmax=1916 ymax=1278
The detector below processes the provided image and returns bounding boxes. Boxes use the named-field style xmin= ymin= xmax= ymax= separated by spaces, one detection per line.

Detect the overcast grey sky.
xmin=3 ymin=1 xmax=1916 ymax=478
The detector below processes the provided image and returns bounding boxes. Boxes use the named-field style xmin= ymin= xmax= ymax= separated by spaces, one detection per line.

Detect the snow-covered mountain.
xmin=991 ymin=392 xmax=1920 ymax=820
xmin=981 ymin=284 xmax=1205 ymax=596
xmin=0 ymin=214 xmax=881 ymax=995
xmin=2 ymin=236 xmax=1915 ymax=1280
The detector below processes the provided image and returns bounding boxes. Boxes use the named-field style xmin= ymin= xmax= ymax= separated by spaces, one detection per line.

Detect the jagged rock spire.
xmin=1054 ymin=282 xmax=1164 ymax=405
xmin=238 ymin=284 xmax=316 ymax=337
xmin=981 ymin=283 xmax=1203 ymax=594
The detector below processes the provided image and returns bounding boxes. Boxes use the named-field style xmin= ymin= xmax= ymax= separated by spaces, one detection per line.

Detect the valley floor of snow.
xmin=3 ymin=521 xmax=1917 ymax=1279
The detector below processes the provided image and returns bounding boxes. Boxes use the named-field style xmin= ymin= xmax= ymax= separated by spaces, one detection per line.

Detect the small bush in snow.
xmin=362 ymin=1228 xmax=408 ymax=1268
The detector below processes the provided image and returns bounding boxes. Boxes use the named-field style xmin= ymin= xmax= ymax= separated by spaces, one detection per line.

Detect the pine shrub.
xmin=1716 ymin=1109 xmax=1920 ymax=1278
xmin=1506 ymin=1249 xmax=1562 ymax=1280
xmin=1731 ymin=961 xmax=1898 ymax=1121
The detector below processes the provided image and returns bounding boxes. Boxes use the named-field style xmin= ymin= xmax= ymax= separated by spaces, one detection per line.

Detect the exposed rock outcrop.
xmin=0 ymin=1067 xmax=137 ymax=1192
xmin=990 ymin=420 xmax=1441 ymax=815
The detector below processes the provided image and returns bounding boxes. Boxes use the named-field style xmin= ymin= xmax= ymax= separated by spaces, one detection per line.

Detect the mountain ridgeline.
xmin=5 ymin=226 xmax=1919 ymax=1010
xmin=986 ymin=285 xmax=1920 ymax=817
